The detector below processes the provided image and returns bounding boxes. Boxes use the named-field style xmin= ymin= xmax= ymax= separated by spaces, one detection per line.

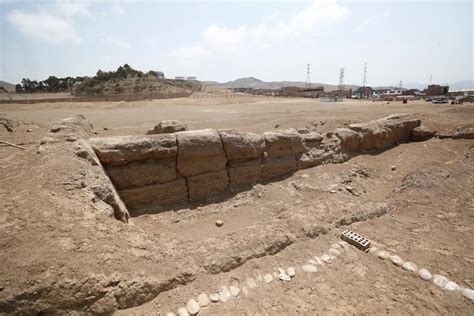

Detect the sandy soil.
xmin=0 ymin=96 xmax=473 ymax=315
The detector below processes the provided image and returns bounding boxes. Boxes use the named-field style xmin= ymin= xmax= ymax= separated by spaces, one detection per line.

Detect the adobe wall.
xmin=89 ymin=114 xmax=421 ymax=216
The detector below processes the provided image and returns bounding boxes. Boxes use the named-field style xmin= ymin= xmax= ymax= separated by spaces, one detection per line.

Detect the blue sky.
xmin=0 ymin=0 xmax=472 ymax=86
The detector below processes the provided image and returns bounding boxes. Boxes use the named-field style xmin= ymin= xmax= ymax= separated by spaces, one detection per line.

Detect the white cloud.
xmin=105 ymin=35 xmax=130 ymax=48
xmin=355 ymin=11 xmax=389 ymax=32
xmin=170 ymin=46 xmax=211 ymax=60
xmin=56 ymin=0 xmax=91 ymax=17
xmin=111 ymin=4 xmax=126 ymax=16
xmin=171 ymin=0 xmax=350 ymax=60
xmin=7 ymin=10 xmax=80 ymax=43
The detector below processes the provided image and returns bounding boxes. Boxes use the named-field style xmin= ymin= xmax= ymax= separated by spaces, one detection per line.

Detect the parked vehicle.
xmin=432 ymin=97 xmax=448 ymax=104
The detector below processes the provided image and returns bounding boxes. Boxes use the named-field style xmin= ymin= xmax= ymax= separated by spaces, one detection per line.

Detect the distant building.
xmin=326 ymin=89 xmax=352 ymax=98
xmin=403 ymin=89 xmax=421 ymax=96
xmin=372 ymin=88 xmax=390 ymax=98
xmin=175 ymin=76 xmax=186 ymax=80
xmin=352 ymin=86 xmax=373 ymax=99
xmin=186 ymin=76 xmax=197 ymax=80
xmin=156 ymin=71 xmax=165 ymax=79
xmin=425 ymin=84 xmax=449 ymax=96
xmin=279 ymin=86 xmax=324 ymax=98
xmin=385 ymin=88 xmax=405 ymax=96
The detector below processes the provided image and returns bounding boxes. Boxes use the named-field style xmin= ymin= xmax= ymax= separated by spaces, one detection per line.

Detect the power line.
xmin=339 ymin=67 xmax=345 ymax=90
xmin=362 ymin=62 xmax=367 ymax=88
xmin=305 ymin=64 xmax=311 ymax=89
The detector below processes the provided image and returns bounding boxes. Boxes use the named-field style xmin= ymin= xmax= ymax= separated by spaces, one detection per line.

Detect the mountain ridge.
xmin=205 ymin=77 xmax=474 ymax=91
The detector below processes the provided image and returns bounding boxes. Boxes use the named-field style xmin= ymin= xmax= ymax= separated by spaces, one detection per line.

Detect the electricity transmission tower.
xmin=362 ymin=63 xmax=367 ymax=88
xmin=429 ymin=75 xmax=433 ymax=85
xmin=305 ymin=64 xmax=311 ymax=89
xmin=339 ymin=68 xmax=345 ymax=90
xmin=398 ymin=80 xmax=403 ymax=89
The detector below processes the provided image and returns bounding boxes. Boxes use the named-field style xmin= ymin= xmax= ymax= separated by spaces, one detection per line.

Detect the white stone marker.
xmin=302 ymin=264 xmax=318 ymax=273
xmin=320 ymin=254 xmax=333 ymax=264
xmin=313 ymin=256 xmax=324 ymax=266
xmin=229 ymin=285 xmax=240 ymax=297
xmin=432 ymin=274 xmax=449 ymax=288
xmin=444 ymin=281 xmax=461 ymax=292
xmin=264 ymin=274 xmax=273 ymax=283
xmin=209 ymin=293 xmax=220 ymax=303
xmin=219 ymin=287 xmax=232 ymax=302
xmin=177 ymin=307 xmax=190 ymax=316
xmin=402 ymin=262 xmax=418 ymax=272
xmin=389 ymin=255 xmax=404 ymax=267
xmin=186 ymin=299 xmax=200 ymax=315
xmin=418 ymin=269 xmax=432 ymax=281
xmin=377 ymin=251 xmax=389 ymax=260
xmin=461 ymin=288 xmax=474 ymax=301
xmin=329 ymin=248 xmax=341 ymax=257
xmin=287 ymin=267 xmax=296 ymax=277
xmin=246 ymin=277 xmax=257 ymax=288
xmin=368 ymin=247 xmax=378 ymax=255
xmin=197 ymin=293 xmax=210 ymax=307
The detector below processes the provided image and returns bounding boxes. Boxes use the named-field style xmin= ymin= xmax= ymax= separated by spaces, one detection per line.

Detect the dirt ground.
xmin=0 ymin=96 xmax=473 ymax=315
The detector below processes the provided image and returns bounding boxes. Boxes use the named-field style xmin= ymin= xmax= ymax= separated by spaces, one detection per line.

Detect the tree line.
xmin=15 ymin=76 xmax=86 ymax=94
xmin=15 ymin=64 xmax=157 ymax=94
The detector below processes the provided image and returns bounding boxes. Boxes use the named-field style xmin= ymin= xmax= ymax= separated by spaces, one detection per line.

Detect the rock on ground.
xmin=147 ymin=120 xmax=187 ymax=134
xmin=418 ymin=269 xmax=432 ymax=281
xmin=186 ymin=299 xmax=200 ymax=315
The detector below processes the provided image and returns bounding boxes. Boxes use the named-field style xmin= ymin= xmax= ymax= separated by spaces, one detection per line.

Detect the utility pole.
xmin=362 ymin=63 xmax=367 ymax=88
xmin=339 ymin=68 xmax=345 ymax=90
xmin=305 ymin=64 xmax=311 ymax=89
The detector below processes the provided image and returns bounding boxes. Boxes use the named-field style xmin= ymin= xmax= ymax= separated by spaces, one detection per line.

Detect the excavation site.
xmin=0 ymin=97 xmax=473 ymax=315
xmin=1 ymin=1 xmax=473 ymax=313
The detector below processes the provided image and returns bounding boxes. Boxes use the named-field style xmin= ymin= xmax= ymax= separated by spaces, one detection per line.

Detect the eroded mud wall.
xmin=90 ymin=115 xmax=421 ymax=216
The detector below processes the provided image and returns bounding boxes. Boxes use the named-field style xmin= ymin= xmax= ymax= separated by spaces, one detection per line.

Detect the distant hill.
xmin=205 ymin=77 xmax=473 ymax=92
xmin=205 ymin=77 xmax=358 ymax=91
xmin=0 ymin=80 xmax=15 ymax=93
xmin=73 ymin=64 xmax=201 ymax=96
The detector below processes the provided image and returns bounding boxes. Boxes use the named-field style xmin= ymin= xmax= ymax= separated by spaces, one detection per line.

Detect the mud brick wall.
xmin=89 ymin=115 xmax=420 ymax=216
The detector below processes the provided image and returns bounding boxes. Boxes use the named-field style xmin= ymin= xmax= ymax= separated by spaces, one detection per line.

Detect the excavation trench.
xmin=87 ymin=114 xmax=422 ymax=217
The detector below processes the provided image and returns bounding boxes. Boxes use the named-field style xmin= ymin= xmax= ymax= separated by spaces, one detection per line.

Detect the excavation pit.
xmin=86 ymin=114 xmax=422 ymax=217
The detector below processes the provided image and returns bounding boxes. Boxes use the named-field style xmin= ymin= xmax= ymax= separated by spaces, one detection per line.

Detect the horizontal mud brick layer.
xmin=219 ymin=130 xmax=265 ymax=161
xmin=228 ymin=159 xmax=262 ymax=187
xmin=348 ymin=116 xmax=421 ymax=151
xmin=120 ymin=178 xmax=188 ymax=212
xmin=187 ymin=170 xmax=229 ymax=201
xmin=89 ymin=134 xmax=177 ymax=165
xmin=262 ymin=156 xmax=298 ymax=180
xmin=262 ymin=130 xmax=306 ymax=158
xmin=106 ymin=159 xmax=177 ymax=190
xmin=176 ymin=129 xmax=227 ymax=177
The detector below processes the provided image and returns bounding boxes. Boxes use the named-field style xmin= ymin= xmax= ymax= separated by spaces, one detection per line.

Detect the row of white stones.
xmin=368 ymin=246 xmax=474 ymax=301
xmin=166 ymin=241 xmax=350 ymax=316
